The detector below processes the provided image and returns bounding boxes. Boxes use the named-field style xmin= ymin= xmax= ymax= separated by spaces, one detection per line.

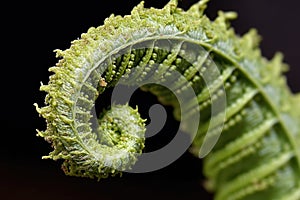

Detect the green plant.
xmin=35 ymin=0 xmax=300 ymax=199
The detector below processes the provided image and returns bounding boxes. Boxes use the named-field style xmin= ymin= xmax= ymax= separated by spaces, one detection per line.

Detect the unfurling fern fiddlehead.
xmin=35 ymin=0 xmax=300 ymax=199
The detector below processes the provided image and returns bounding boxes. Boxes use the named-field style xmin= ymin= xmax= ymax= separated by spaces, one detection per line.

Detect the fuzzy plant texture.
xmin=35 ymin=0 xmax=300 ymax=199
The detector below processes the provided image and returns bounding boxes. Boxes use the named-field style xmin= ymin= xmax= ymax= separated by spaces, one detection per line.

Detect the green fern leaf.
xmin=35 ymin=0 xmax=300 ymax=199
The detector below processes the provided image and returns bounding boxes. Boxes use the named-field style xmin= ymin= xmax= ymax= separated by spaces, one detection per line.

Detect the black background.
xmin=2 ymin=0 xmax=300 ymax=199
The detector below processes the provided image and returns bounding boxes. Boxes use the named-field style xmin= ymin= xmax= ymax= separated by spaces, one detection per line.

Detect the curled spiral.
xmin=35 ymin=0 xmax=300 ymax=199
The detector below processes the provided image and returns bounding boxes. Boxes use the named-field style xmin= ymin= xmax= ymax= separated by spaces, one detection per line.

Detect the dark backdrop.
xmin=2 ymin=0 xmax=300 ymax=200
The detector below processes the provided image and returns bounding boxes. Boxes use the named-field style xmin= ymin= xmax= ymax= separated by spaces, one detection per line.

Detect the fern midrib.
xmin=199 ymin=41 xmax=300 ymax=171
xmin=71 ymin=34 xmax=300 ymax=173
